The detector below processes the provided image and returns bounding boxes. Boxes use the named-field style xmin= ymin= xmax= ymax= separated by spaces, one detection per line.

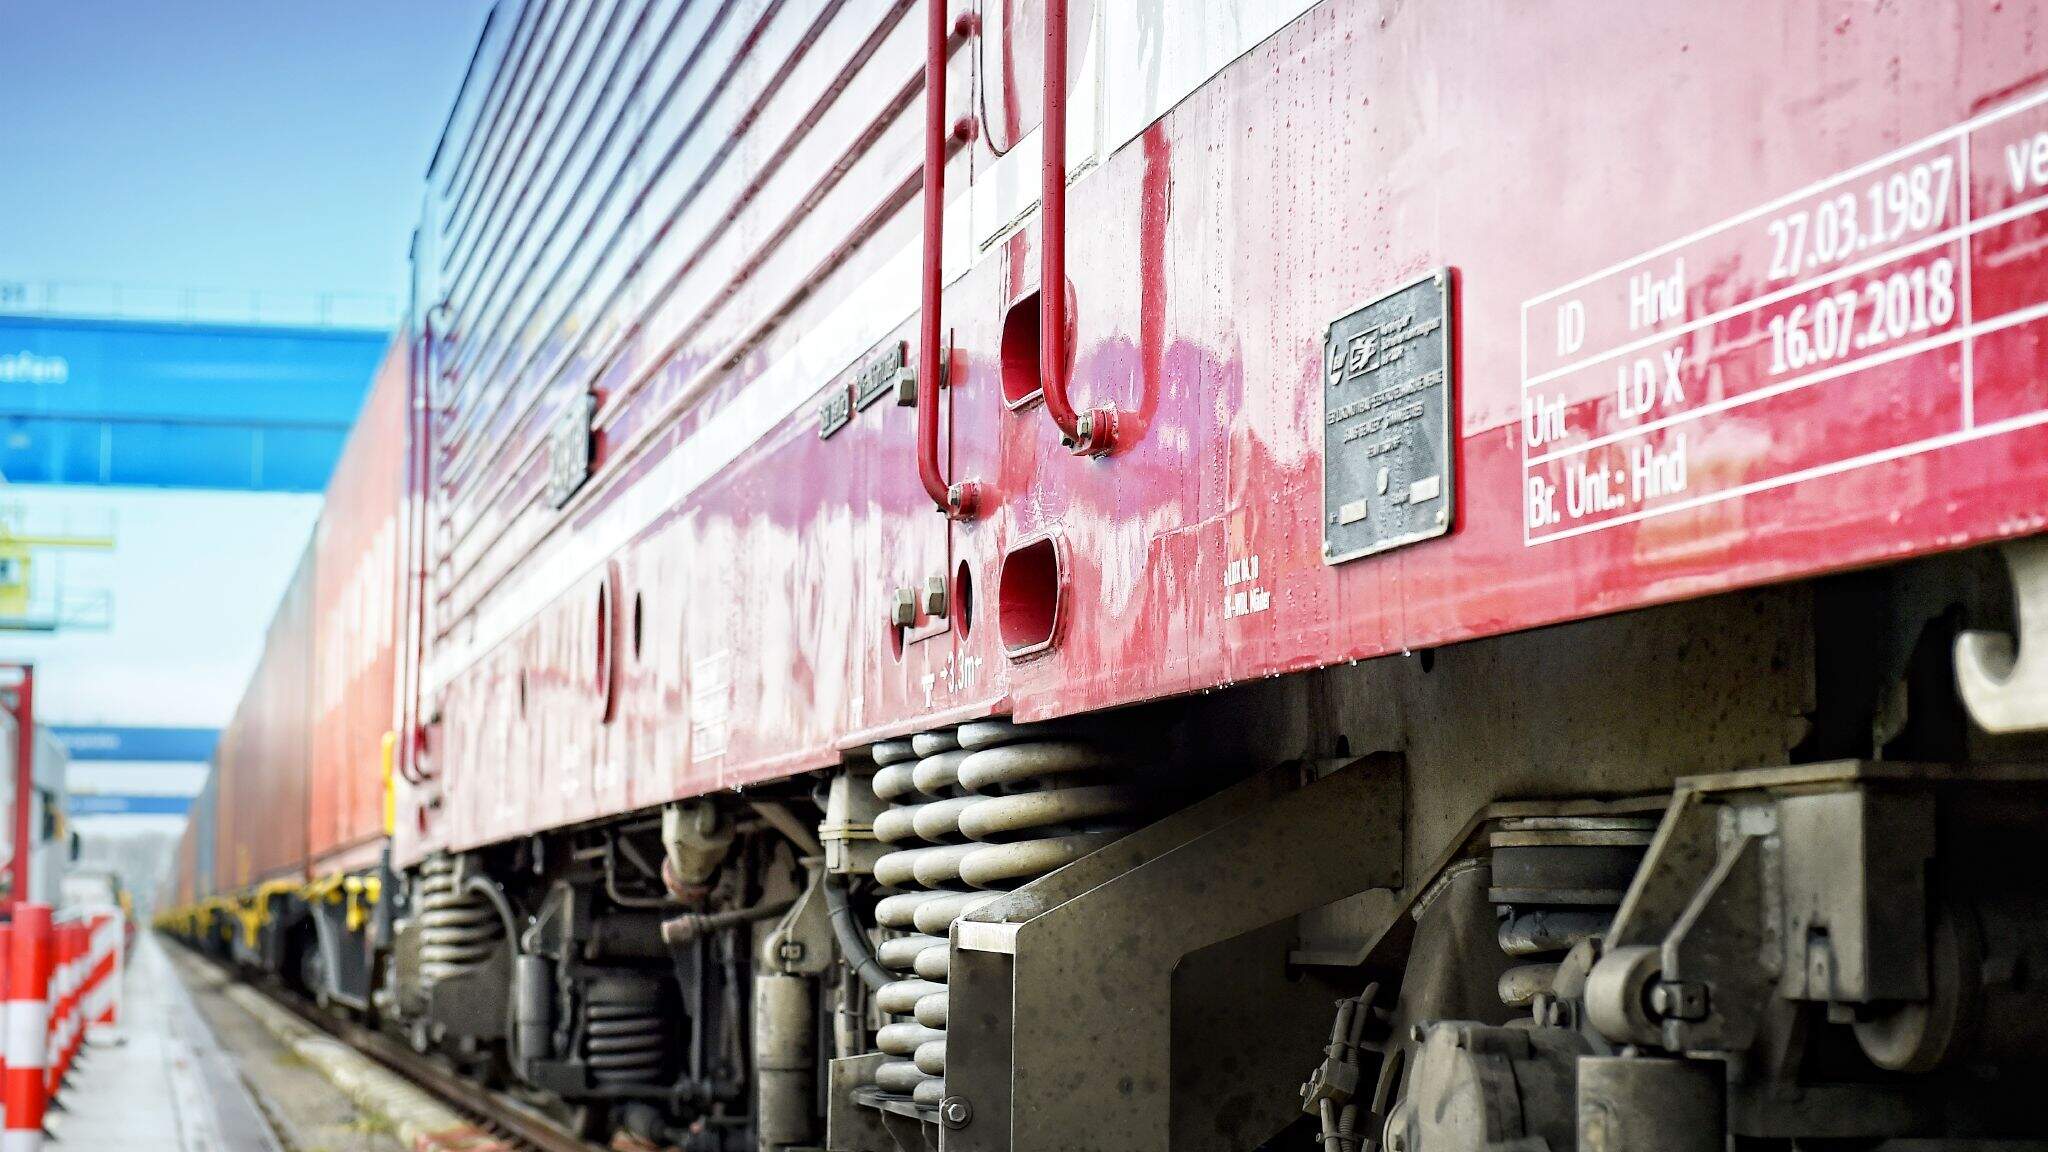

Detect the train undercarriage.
xmin=180 ymin=541 xmax=2048 ymax=1151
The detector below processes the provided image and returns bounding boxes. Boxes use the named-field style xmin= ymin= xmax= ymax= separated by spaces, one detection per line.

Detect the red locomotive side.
xmin=407 ymin=0 xmax=2048 ymax=862
xmin=165 ymin=5 xmax=2048 ymax=1150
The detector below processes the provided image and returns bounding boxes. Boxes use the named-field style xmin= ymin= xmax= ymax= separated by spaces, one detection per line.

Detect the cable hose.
xmin=824 ymin=873 xmax=891 ymax=991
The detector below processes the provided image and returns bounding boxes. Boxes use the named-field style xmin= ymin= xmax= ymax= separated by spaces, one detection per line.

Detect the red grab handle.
xmin=1039 ymin=0 xmax=1114 ymax=456
xmin=918 ymin=0 xmax=981 ymax=518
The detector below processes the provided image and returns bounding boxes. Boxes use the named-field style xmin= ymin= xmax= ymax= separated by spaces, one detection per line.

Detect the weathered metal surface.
xmin=396 ymin=0 xmax=2048 ymax=864
xmin=944 ymin=756 xmax=1403 ymax=1152
xmin=215 ymin=542 xmax=316 ymax=890
xmin=309 ymin=341 xmax=407 ymax=874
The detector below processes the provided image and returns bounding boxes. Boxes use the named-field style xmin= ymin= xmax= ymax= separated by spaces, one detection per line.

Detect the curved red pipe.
xmin=918 ymin=0 xmax=980 ymax=518
xmin=1039 ymin=0 xmax=1114 ymax=456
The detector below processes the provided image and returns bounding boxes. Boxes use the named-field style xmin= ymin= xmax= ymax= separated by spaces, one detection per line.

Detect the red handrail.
xmin=918 ymin=0 xmax=981 ymax=519
xmin=1039 ymin=0 xmax=1115 ymax=456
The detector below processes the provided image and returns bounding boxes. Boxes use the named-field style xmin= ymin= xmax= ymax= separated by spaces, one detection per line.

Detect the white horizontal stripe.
xmin=5 ymin=1001 xmax=46 ymax=1070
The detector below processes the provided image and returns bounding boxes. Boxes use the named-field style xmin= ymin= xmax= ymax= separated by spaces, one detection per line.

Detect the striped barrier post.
xmin=42 ymin=928 xmax=65 ymax=1097
xmin=0 ymin=923 xmax=11 ymax=1119
xmin=55 ymin=926 xmax=78 ymax=1087
xmin=6 ymin=904 xmax=50 ymax=1151
xmin=47 ymin=927 xmax=66 ymax=1095
xmin=62 ymin=925 xmax=86 ymax=1076
xmin=85 ymin=913 xmax=120 ymax=1045
xmin=65 ymin=925 xmax=81 ymax=1077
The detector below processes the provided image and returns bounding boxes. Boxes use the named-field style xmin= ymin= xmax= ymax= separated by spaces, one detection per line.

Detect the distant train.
xmin=162 ymin=1 xmax=2048 ymax=1150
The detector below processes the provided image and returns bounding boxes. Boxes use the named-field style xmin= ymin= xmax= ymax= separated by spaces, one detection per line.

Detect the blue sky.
xmin=0 ymin=1 xmax=494 ymax=312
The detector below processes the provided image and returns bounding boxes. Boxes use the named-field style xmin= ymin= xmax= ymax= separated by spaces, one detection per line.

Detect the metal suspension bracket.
xmin=935 ymin=755 xmax=1405 ymax=1152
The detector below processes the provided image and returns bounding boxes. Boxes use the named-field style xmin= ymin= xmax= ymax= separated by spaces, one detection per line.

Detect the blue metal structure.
xmin=50 ymin=726 xmax=218 ymax=762
xmin=0 ymin=314 xmax=385 ymax=491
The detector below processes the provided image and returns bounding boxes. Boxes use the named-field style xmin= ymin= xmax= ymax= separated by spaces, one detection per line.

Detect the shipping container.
xmin=309 ymin=341 xmax=407 ymax=874
xmin=216 ymin=541 xmax=314 ymax=891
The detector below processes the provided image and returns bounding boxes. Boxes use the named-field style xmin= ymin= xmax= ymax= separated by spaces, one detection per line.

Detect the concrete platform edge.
xmin=172 ymin=949 xmax=504 ymax=1152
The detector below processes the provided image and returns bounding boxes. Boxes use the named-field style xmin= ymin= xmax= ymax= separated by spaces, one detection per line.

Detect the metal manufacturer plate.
xmin=1322 ymin=269 xmax=1455 ymax=564
xmin=545 ymin=393 xmax=597 ymax=509
xmin=854 ymin=340 xmax=909 ymax=411
xmin=817 ymin=384 xmax=853 ymax=439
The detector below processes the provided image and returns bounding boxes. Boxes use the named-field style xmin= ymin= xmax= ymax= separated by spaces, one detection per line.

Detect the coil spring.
xmin=418 ymin=855 xmax=502 ymax=988
xmin=583 ymin=973 xmax=669 ymax=1088
xmin=869 ymin=720 xmax=1142 ymax=1107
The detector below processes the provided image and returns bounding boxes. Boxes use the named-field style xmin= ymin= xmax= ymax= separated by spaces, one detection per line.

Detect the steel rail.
xmin=253 ymin=978 xmax=605 ymax=1152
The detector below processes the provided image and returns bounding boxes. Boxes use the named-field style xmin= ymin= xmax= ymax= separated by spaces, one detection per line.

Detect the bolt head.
xmin=922 ymin=576 xmax=949 ymax=617
xmin=940 ymin=1095 xmax=973 ymax=1129
xmin=893 ymin=368 xmax=918 ymax=407
xmin=1076 ymin=412 xmax=1095 ymax=437
xmin=890 ymin=587 xmax=918 ymax=627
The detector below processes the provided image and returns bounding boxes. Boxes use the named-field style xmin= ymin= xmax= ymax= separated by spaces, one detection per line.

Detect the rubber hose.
xmin=824 ymin=873 xmax=891 ymax=991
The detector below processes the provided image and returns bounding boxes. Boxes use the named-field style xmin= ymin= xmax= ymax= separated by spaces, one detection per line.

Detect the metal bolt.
xmin=890 ymin=587 xmax=918 ymax=627
xmin=946 ymin=481 xmax=978 ymax=518
xmin=1649 ymin=980 xmax=1709 ymax=1020
xmin=1076 ymin=412 xmax=1094 ymax=439
xmin=940 ymin=1096 xmax=973 ymax=1130
xmin=922 ymin=576 xmax=948 ymax=617
xmin=777 ymin=940 xmax=805 ymax=963
xmin=893 ymin=368 xmax=918 ymax=407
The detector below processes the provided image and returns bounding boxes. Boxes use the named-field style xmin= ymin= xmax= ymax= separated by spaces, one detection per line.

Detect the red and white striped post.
xmin=42 ymin=928 xmax=61 ymax=1097
xmin=6 ymin=904 xmax=51 ymax=1151
xmin=84 ymin=913 xmax=120 ymax=1045
xmin=41 ymin=927 xmax=65 ymax=1098
xmin=0 ymin=923 xmax=12 ymax=1107
xmin=62 ymin=924 xmax=83 ymax=1079
xmin=51 ymin=925 xmax=78 ymax=1089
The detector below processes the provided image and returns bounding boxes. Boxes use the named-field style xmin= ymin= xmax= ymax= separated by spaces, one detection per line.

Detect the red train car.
xmin=169 ymin=3 xmax=2048 ymax=1150
xmin=215 ymin=541 xmax=313 ymax=900
xmin=311 ymin=341 xmax=406 ymax=876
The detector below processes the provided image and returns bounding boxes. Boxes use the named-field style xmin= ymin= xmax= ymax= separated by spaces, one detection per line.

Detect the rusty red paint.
xmin=171 ymin=3 xmax=2048 ymax=887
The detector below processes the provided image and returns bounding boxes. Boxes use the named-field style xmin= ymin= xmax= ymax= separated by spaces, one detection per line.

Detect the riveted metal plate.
xmin=544 ymin=392 xmax=597 ymax=509
xmin=1322 ymin=269 xmax=1455 ymax=564
xmin=854 ymin=340 xmax=908 ymax=411
xmin=816 ymin=383 xmax=853 ymax=439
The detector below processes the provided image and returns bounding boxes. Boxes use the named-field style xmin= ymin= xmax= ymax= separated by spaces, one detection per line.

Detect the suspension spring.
xmin=868 ymin=719 xmax=1142 ymax=1108
xmin=582 ymin=972 xmax=670 ymax=1089
xmin=418 ymin=855 xmax=503 ymax=988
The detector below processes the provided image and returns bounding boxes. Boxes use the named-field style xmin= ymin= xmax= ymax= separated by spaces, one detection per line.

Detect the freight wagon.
xmin=165 ymin=1 xmax=2048 ymax=1150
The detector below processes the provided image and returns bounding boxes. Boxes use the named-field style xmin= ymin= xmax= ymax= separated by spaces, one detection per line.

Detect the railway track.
xmin=177 ymin=947 xmax=605 ymax=1152
xmin=272 ymin=994 xmax=605 ymax=1152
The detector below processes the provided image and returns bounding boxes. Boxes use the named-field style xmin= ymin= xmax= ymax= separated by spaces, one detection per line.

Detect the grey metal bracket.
xmin=941 ymin=754 xmax=1405 ymax=1152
